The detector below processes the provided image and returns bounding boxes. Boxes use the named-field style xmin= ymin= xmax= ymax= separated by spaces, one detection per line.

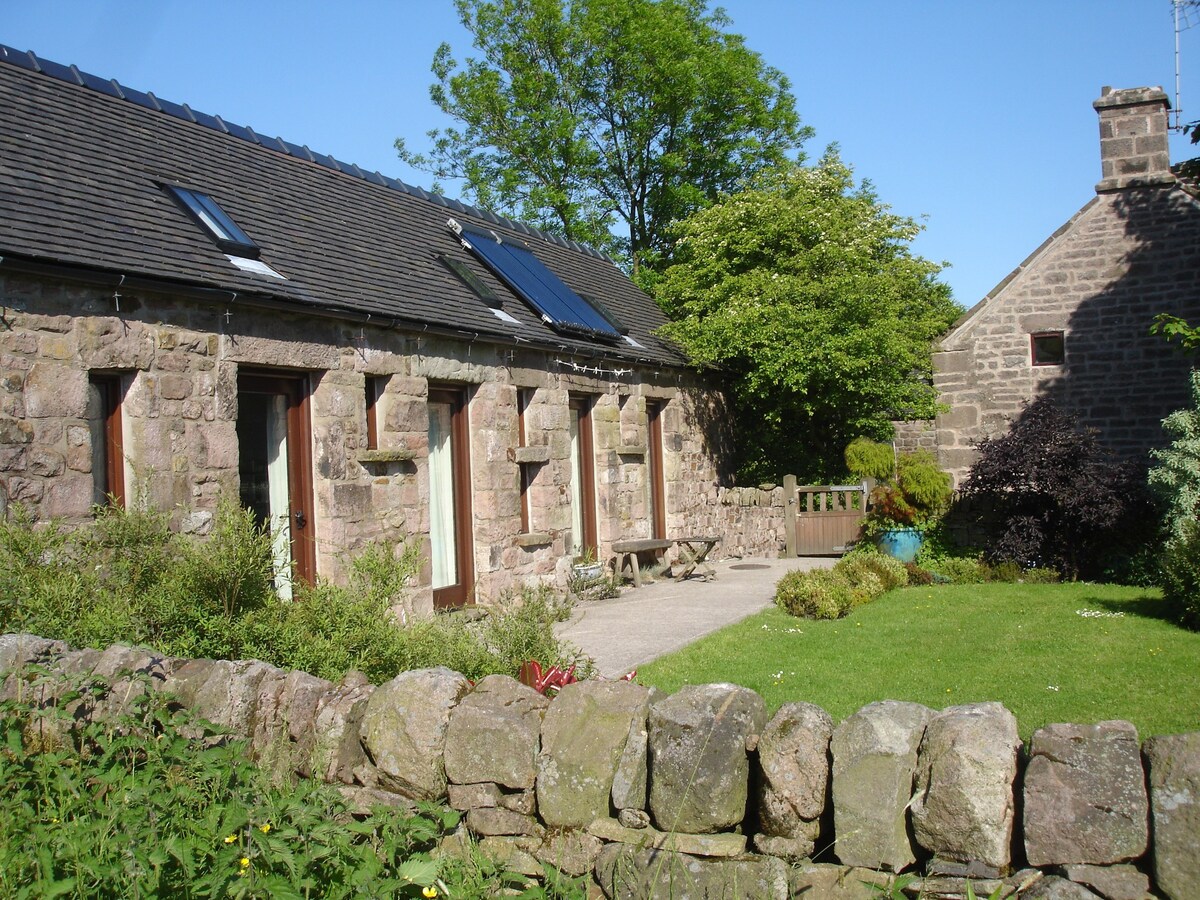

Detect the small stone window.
xmin=1031 ymin=332 xmax=1065 ymax=367
xmin=365 ymin=376 xmax=387 ymax=451
xmin=88 ymin=373 xmax=128 ymax=507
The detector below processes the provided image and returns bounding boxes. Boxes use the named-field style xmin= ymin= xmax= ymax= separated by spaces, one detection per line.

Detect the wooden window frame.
xmin=569 ymin=395 xmax=598 ymax=556
xmin=1031 ymin=331 xmax=1065 ymax=367
xmin=365 ymin=375 xmax=385 ymax=451
xmin=517 ymin=388 xmax=533 ymax=533
xmin=429 ymin=386 xmax=474 ymax=609
xmin=646 ymin=400 xmax=667 ymax=541
xmin=237 ymin=370 xmax=317 ymax=586
xmin=89 ymin=373 xmax=127 ymax=508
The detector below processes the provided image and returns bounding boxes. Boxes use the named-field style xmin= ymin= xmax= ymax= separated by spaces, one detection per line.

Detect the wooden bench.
xmin=611 ymin=539 xmax=671 ymax=588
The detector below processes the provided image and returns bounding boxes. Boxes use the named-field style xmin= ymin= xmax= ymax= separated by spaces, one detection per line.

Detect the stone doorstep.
xmin=586 ymin=816 xmax=747 ymax=858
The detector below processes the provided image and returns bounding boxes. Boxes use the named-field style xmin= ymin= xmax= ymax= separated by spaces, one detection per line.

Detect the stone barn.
xmin=0 ymin=46 xmax=735 ymax=611
xmin=933 ymin=86 xmax=1200 ymax=486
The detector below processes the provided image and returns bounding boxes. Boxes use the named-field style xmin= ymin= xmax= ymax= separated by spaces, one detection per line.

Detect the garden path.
xmin=556 ymin=555 xmax=837 ymax=678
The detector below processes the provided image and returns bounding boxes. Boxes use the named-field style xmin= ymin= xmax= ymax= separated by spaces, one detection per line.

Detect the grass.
xmin=637 ymin=582 xmax=1200 ymax=740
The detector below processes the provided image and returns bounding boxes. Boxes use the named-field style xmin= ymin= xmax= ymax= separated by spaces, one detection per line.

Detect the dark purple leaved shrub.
xmin=960 ymin=398 xmax=1153 ymax=580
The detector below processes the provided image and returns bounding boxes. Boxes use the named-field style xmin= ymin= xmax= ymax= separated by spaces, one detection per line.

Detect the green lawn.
xmin=637 ymin=582 xmax=1200 ymax=740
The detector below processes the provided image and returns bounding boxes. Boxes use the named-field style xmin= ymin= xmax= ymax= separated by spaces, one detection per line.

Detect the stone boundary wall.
xmin=710 ymin=484 xmax=788 ymax=559
xmin=3 ymin=633 xmax=1196 ymax=900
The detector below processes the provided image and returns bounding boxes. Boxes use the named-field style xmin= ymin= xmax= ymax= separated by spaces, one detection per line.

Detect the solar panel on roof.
xmin=456 ymin=226 xmax=619 ymax=341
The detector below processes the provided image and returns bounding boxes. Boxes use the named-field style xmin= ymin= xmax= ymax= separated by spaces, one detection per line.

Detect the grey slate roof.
xmin=0 ymin=46 xmax=686 ymax=367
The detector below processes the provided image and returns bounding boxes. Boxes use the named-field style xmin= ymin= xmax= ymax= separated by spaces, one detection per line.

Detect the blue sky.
xmin=5 ymin=1 xmax=1198 ymax=308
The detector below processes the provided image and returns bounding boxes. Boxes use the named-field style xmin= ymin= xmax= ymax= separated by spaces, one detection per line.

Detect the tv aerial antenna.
xmin=1172 ymin=0 xmax=1200 ymax=131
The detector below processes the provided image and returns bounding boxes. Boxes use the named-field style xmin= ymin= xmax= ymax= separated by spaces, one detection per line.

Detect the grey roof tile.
xmin=0 ymin=48 xmax=685 ymax=366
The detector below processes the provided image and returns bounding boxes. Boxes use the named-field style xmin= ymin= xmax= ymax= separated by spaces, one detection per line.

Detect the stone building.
xmin=933 ymin=86 xmax=1200 ymax=486
xmin=0 ymin=46 xmax=737 ymax=611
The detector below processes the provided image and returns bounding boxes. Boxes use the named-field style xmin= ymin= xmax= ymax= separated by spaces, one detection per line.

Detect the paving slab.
xmin=556 ymin=556 xmax=837 ymax=678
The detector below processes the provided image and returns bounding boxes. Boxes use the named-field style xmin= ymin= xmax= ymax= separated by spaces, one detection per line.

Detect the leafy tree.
xmin=397 ymin=0 xmax=808 ymax=273
xmin=1149 ymin=369 xmax=1200 ymax=538
xmin=655 ymin=153 xmax=959 ymax=481
xmin=959 ymin=398 xmax=1151 ymax=580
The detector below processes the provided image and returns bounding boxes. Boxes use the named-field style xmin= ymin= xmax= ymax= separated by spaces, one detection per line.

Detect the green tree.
xmin=656 ymin=153 xmax=960 ymax=482
xmin=397 ymin=0 xmax=808 ymax=274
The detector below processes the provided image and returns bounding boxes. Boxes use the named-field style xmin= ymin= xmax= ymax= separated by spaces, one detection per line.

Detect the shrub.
xmin=845 ymin=437 xmax=895 ymax=481
xmin=1149 ymin=369 xmax=1200 ymax=540
xmin=836 ymin=549 xmax=909 ymax=593
xmin=1160 ymin=519 xmax=1200 ymax=628
xmin=0 ymin=677 xmax=547 ymax=898
xmin=774 ymin=569 xmax=854 ymax=620
xmin=0 ymin=503 xmax=583 ymax=684
xmin=930 ymin=555 xmax=990 ymax=584
xmin=862 ymin=448 xmax=952 ymax=535
xmin=960 ymin=397 xmax=1153 ymax=579
xmin=904 ymin=562 xmax=935 ymax=586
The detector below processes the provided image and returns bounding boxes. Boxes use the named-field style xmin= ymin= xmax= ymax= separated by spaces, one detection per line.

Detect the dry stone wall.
xmin=3 ymin=632 xmax=1195 ymax=900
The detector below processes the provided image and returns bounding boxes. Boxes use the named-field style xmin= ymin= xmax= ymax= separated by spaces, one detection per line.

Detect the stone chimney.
xmin=1094 ymin=85 xmax=1174 ymax=192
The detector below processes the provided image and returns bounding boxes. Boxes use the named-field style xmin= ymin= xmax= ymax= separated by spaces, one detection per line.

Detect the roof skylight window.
xmin=437 ymin=253 xmax=502 ymax=309
xmin=163 ymin=184 xmax=260 ymax=258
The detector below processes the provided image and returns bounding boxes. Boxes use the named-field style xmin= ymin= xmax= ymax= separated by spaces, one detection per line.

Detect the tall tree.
xmin=656 ymin=153 xmax=961 ymax=482
xmin=397 ymin=0 xmax=808 ymax=273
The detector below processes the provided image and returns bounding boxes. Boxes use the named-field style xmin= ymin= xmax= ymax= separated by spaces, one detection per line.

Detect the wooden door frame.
xmin=429 ymin=386 xmax=474 ymax=609
xmin=646 ymin=400 xmax=667 ymax=541
xmin=569 ymin=395 xmax=598 ymax=556
xmin=237 ymin=370 xmax=317 ymax=585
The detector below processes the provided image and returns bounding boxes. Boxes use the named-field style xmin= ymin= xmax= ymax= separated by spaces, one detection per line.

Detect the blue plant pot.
xmin=877 ymin=528 xmax=923 ymax=564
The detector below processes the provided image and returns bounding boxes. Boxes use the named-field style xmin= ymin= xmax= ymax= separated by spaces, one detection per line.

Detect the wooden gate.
xmin=783 ymin=476 xmax=867 ymax=556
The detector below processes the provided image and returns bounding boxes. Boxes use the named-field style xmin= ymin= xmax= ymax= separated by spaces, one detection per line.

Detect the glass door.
xmin=237 ymin=372 xmax=315 ymax=597
xmin=428 ymin=387 xmax=473 ymax=608
xmin=568 ymin=396 xmax=597 ymax=559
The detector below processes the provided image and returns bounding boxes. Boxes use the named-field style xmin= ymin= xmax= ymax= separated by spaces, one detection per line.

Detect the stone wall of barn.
xmin=4 ymin=633 xmax=1197 ymax=900
xmin=0 ymin=270 xmax=753 ymax=611
xmin=933 ymin=88 xmax=1200 ymax=488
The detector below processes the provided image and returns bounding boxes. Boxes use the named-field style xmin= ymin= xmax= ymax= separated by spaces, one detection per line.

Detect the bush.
xmin=929 ymin=555 xmax=990 ymax=584
xmin=845 ymin=437 xmax=895 ymax=481
xmin=836 ymin=548 xmax=909 ymax=593
xmin=904 ymin=562 xmax=935 ymax=586
xmin=0 ymin=502 xmax=583 ymax=684
xmin=774 ymin=569 xmax=854 ymax=620
xmin=0 ymin=677 xmax=571 ymax=898
xmin=960 ymin=397 xmax=1153 ymax=579
xmin=1160 ymin=519 xmax=1200 ymax=628
xmin=1149 ymin=369 xmax=1200 ymax=540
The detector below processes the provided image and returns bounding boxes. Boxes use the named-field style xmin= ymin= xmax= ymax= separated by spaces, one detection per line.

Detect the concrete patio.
xmin=555 ymin=555 xmax=837 ymax=678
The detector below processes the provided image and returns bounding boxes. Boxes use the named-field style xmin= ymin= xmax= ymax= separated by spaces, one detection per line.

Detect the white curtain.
xmin=428 ymin=402 xmax=457 ymax=589
xmin=569 ymin=408 xmax=584 ymax=557
xmin=266 ymin=394 xmax=293 ymax=600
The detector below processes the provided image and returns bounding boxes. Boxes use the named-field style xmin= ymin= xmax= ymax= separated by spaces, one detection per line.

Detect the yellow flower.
xmin=422 ymin=887 xmax=438 ymax=898
xmin=259 ymin=823 xmax=271 ymax=834
xmin=240 ymin=857 xmax=250 ymax=869
xmin=224 ymin=834 xmax=237 ymax=844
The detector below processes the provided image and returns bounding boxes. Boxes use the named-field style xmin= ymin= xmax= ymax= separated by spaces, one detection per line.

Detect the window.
xmin=568 ymin=396 xmax=598 ymax=558
xmin=428 ymin=387 xmax=474 ymax=609
xmin=365 ymin=376 xmax=386 ymax=451
xmin=438 ymin=253 xmax=502 ymax=309
xmin=88 ymin=373 xmax=128 ymax=507
xmin=236 ymin=371 xmax=316 ymax=597
xmin=646 ymin=400 xmax=667 ymax=541
xmin=1031 ymin=332 xmax=1065 ymax=367
xmin=162 ymin=184 xmax=260 ymax=258
xmin=518 ymin=389 xmax=533 ymax=533
xmin=450 ymin=220 xmax=620 ymax=341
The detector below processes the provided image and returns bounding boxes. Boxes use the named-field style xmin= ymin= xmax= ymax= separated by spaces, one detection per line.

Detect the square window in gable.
xmin=1031 ymin=331 xmax=1065 ymax=367
xmin=162 ymin=184 xmax=260 ymax=259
